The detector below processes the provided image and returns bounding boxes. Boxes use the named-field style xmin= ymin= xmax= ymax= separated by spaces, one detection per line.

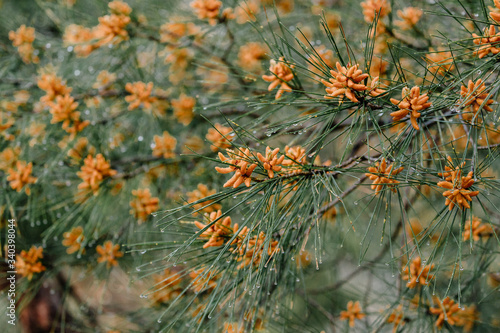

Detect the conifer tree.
xmin=1 ymin=0 xmax=500 ymax=332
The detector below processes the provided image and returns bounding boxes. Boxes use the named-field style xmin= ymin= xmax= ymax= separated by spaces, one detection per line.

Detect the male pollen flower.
xmin=152 ymin=131 xmax=177 ymax=158
xmin=16 ymin=246 xmax=46 ymax=280
xmin=187 ymin=184 xmax=222 ymax=214
xmin=340 ymin=301 xmax=366 ymax=327
xmin=437 ymin=157 xmax=479 ymax=210
xmin=402 ymin=256 xmax=434 ymax=288
xmin=215 ymin=148 xmax=258 ymax=188
xmin=425 ymin=48 xmax=454 ymax=75
xmin=125 ymin=81 xmax=157 ymax=111
xmin=172 ymin=94 xmax=196 ymax=126
xmin=394 ymin=7 xmax=423 ymax=30
xmin=463 ymin=216 xmax=494 ymax=242
xmin=62 ymin=226 xmax=85 ymax=254
xmin=206 ymin=123 xmax=234 ymax=152
xmin=429 ymin=297 xmax=460 ymax=329
xmin=8 ymin=25 xmax=39 ymax=63
xmin=151 ymin=269 xmax=183 ymax=304
xmin=256 ymin=146 xmax=285 ymax=178
xmin=390 ymin=86 xmax=432 ymax=130
xmin=37 ymin=73 xmax=72 ymax=105
xmin=459 ymin=79 xmax=494 ymax=122
xmin=108 ymin=0 xmax=132 ymax=16
xmin=48 ymin=94 xmax=80 ymax=127
xmin=472 ymin=25 xmax=500 ymax=59
xmin=491 ymin=0 xmax=500 ymax=22
xmin=233 ymin=231 xmax=279 ymax=269
xmin=365 ymin=158 xmax=404 ymax=194
xmin=238 ymin=42 xmax=267 ymax=71
xmin=7 ymin=161 xmax=37 ymax=195
xmin=386 ymin=305 xmax=405 ymax=333
xmin=77 ymin=154 xmax=117 ymax=195
xmin=96 ymin=240 xmax=123 ymax=268
xmin=262 ymin=57 xmax=295 ymax=99
xmin=130 ymin=188 xmax=160 ymax=223
xmin=93 ymin=9 xmax=131 ymax=47
xmin=194 ymin=210 xmax=233 ymax=248
xmin=360 ymin=0 xmax=391 ymax=23
xmin=321 ymin=62 xmax=370 ymax=103
xmin=189 ymin=267 xmax=219 ymax=293
xmin=190 ymin=0 xmax=222 ymax=26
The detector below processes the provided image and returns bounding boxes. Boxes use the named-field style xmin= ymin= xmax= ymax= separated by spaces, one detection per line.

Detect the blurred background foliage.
xmin=0 ymin=0 xmax=500 ymax=332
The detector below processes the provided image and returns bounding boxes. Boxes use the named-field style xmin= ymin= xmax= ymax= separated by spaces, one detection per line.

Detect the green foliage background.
xmin=1 ymin=0 xmax=500 ymax=332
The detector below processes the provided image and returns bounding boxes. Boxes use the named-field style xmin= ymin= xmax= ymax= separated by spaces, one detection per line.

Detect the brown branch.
xmin=112 ymin=154 xmax=207 ymax=179
xmin=221 ymin=21 xmax=235 ymax=62
xmin=111 ymin=155 xmax=165 ymax=167
xmin=56 ymin=271 xmax=98 ymax=327
xmin=205 ymin=108 xmax=262 ymax=119
xmin=317 ymin=175 xmax=368 ymax=217
xmin=385 ymin=27 xmax=430 ymax=52
xmin=296 ymin=289 xmax=336 ymax=328
xmin=478 ymin=142 xmax=500 ymax=150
